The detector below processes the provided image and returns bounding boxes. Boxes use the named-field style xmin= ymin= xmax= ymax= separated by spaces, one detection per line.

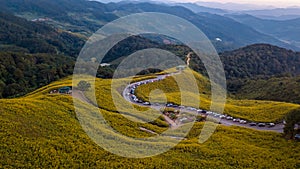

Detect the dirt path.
xmin=139 ymin=127 xmax=158 ymax=135
xmin=72 ymin=90 xmax=97 ymax=106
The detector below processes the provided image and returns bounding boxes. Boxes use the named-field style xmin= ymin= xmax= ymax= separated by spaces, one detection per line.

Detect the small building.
xmin=100 ymin=63 xmax=111 ymax=67
xmin=59 ymin=87 xmax=72 ymax=94
xmin=176 ymin=65 xmax=187 ymax=71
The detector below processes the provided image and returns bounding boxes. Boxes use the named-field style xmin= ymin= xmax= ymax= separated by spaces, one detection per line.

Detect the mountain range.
xmin=227 ymin=14 xmax=300 ymax=48
xmin=0 ymin=0 xmax=299 ymax=51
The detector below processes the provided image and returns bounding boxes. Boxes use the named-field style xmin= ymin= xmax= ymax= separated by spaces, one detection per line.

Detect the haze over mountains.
xmin=1 ymin=0 xmax=300 ymax=51
xmin=177 ymin=2 xmax=300 ymax=20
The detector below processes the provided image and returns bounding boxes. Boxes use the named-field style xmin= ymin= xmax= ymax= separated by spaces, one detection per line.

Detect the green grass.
xmin=0 ymin=75 xmax=300 ymax=168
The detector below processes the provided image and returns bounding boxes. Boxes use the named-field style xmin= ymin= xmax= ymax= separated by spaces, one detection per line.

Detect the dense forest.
xmin=221 ymin=44 xmax=300 ymax=104
xmin=0 ymin=12 xmax=85 ymax=57
xmin=0 ymin=0 xmax=118 ymax=35
xmin=0 ymin=12 xmax=86 ymax=98
xmin=221 ymin=44 xmax=300 ymax=79
xmin=230 ymin=76 xmax=300 ymax=104
xmin=0 ymin=52 xmax=74 ymax=98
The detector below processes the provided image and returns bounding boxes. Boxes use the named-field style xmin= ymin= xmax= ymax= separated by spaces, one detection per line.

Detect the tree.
xmin=284 ymin=108 xmax=300 ymax=139
xmin=77 ymin=81 xmax=91 ymax=91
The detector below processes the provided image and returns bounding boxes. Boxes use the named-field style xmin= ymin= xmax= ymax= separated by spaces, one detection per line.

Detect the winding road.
xmin=72 ymin=72 xmax=285 ymax=133
xmin=122 ymin=72 xmax=285 ymax=133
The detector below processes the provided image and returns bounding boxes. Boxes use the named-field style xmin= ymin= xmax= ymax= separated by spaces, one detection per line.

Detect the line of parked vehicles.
xmin=163 ymin=103 xmax=276 ymax=128
xmin=127 ymin=78 xmax=165 ymax=106
xmin=127 ymin=77 xmax=276 ymax=129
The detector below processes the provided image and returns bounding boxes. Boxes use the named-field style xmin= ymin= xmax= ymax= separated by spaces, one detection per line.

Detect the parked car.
xmin=258 ymin=123 xmax=266 ymax=127
xmin=143 ymin=102 xmax=151 ymax=105
xmin=214 ymin=113 xmax=220 ymax=117
xmin=190 ymin=108 xmax=197 ymax=111
xmin=226 ymin=116 xmax=233 ymax=120
xmin=295 ymin=134 xmax=300 ymax=140
xmin=239 ymin=120 xmax=247 ymax=124
xmin=206 ymin=111 xmax=213 ymax=115
xmin=268 ymin=123 xmax=275 ymax=127
xmin=249 ymin=122 xmax=257 ymax=126
xmin=233 ymin=119 xmax=240 ymax=122
xmin=201 ymin=110 xmax=207 ymax=114
xmin=172 ymin=104 xmax=179 ymax=108
xmin=186 ymin=107 xmax=194 ymax=111
xmin=131 ymin=95 xmax=137 ymax=100
xmin=166 ymin=103 xmax=173 ymax=107
xmin=220 ymin=115 xmax=226 ymax=119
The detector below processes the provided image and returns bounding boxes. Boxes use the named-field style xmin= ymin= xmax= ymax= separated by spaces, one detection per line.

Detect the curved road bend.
xmin=122 ymin=73 xmax=285 ymax=133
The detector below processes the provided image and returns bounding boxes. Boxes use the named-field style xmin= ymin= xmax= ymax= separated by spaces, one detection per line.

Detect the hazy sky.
xmin=171 ymin=0 xmax=300 ymax=7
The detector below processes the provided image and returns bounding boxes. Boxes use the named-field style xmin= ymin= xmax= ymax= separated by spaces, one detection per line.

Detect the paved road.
xmin=122 ymin=72 xmax=285 ymax=133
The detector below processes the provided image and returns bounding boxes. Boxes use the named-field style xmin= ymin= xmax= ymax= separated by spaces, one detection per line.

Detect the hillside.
xmin=0 ymin=75 xmax=299 ymax=168
xmin=0 ymin=12 xmax=85 ymax=57
xmin=231 ymin=76 xmax=300 ymax=104
xmin=0 ymin=12 xmax=86 ymax=98
xmin=0 ymin=0 xmax=118 ymax=35
xmin=220 ymin=44 xmax=300 ymax=79
xmin=221 ymin=44 xmax=300 ymax=104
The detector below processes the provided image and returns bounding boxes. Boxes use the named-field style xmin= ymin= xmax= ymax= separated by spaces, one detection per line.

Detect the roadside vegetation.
xmin=284 ymin=108 xmax=300 ymax=139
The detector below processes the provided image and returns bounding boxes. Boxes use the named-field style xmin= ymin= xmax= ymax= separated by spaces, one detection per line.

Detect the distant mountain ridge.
xmin=241 ymin=8 xmax=300 ymax=20
xmin=194 ymin=1 xmax=276 ymax=11
xmin=227 ymin=14 xmax=300 ymax=49
xmin=174 ymin=2 xmax=228 ymax=15
xmin=0 ymin=0 xmax=298 ymax=51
